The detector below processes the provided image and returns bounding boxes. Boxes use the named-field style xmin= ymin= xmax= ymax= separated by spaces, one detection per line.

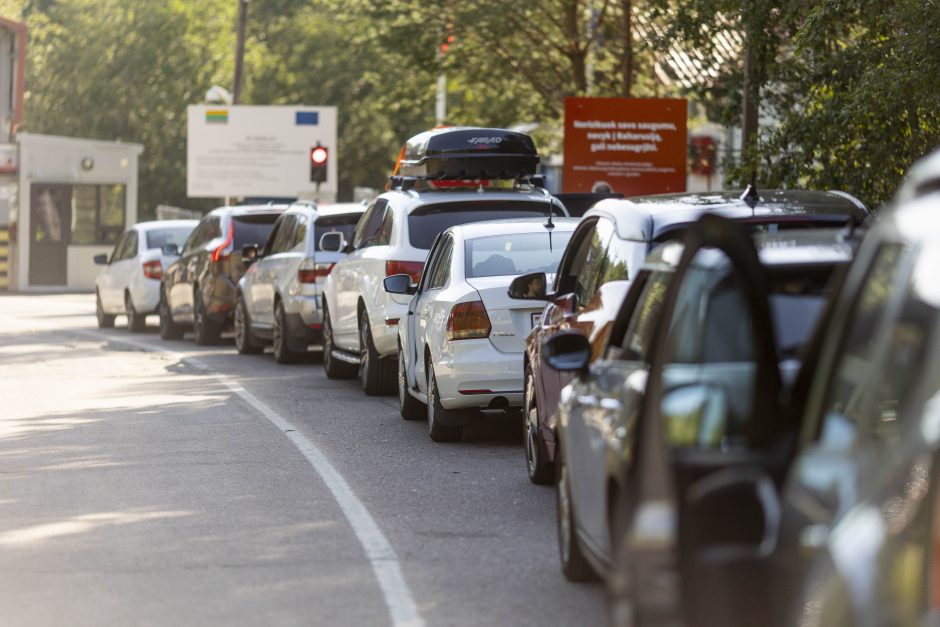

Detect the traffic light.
xmin=310 ymin=144 xmax=328 ymax=184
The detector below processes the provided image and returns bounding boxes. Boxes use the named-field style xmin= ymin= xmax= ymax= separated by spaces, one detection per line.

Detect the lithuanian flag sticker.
xmin=206 ymin=109 xmax=228 ymax=124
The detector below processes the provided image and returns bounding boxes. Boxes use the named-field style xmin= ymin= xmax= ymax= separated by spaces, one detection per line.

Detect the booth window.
xmin=69 ymin=184 xmax=126 ymax=245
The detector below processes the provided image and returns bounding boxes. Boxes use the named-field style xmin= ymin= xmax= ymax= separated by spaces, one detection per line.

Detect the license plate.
xmin=531 ymin=312 xmax=542 ymax=328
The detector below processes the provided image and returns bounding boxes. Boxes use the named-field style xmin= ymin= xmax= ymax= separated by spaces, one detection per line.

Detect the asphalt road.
xmin=0 ymin=294 xmax=605 ymax=626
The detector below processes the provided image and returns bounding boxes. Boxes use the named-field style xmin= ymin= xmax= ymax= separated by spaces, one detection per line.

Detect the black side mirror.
xmin=508 ymin=271 xmax=548 ymax=300
xmin=384 ymin=274 xmax=416 ymax=295
xmin=319 ymin=232 xmax=347 ymax=253
xmin=161 ymin=243 xmax=180 ymax=256
xmin=93 ymin=254 xmax=109 ymax=265
xmin=241 ymin=244 xmax=260 ymax=266
xmin=543 ymin=331 xmax=590 ymax=374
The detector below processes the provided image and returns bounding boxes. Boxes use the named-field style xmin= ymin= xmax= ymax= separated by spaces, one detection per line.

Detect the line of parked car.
xmin=94 ymin=127 xmax=940 ymax=625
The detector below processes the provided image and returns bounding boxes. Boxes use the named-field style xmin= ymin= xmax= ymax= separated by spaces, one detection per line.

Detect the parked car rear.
xmin=159 ymin=205 xmax=286 ymax=344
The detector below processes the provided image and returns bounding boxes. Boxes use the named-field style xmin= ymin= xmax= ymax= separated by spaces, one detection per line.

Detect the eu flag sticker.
xmin=295 ymin=111 xmax=319 ymax=126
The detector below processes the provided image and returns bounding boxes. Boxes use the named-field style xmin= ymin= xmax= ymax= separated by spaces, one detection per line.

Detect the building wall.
xmin=13 ymin=133 xmax=143 ymax=290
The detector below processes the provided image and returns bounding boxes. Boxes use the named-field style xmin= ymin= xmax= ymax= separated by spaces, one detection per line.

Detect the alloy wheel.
xmin=524 ymin=372 xmax=540 ymax=475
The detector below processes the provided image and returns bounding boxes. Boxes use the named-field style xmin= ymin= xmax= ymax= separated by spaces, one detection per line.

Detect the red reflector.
xmin=212 ymin=223 xmax=234 ymax=262
xmin=308 ymin=323 xmax=322 ymax=330
xmin=385 ymin=260 xmax=424 ymax=284
xmin=459 ymin=389 xmax=493 ymax=395
xmin=385 ymin=318 xmax=400 ymax=326
xmin=299 ymin=263 xmax=334 ymax=284
xmin=142 ymin=260 xmax=162 ymax=280
xmin=446 ymin=300 xmax=491 ymax=341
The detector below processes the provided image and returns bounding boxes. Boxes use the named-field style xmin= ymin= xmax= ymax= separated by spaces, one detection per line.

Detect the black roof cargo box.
xmin=398 ymin=127 xmax=539 ymax=180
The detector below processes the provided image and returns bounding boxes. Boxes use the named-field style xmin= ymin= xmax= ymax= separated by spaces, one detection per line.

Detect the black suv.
xmin=160 ymin=205 xmax=286 ymax=344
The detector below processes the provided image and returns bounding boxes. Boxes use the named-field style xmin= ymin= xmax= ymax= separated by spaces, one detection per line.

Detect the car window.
xmin=816 ymin=243 xmax=911 ymax=446
xmin=407 ymin=200 xmax=560 ymax=250
xmin=554 ymin=218 xmax=598 ymax=293
xmin=270 ymin=215 xmax=296 ymax=254
xmin=428 ymin=236 xmax=453 ymax=290
xmin=109 ymin=232 xmax=128 ymax=263
xmin=123 ymin=230 xmax=139 ymax=260
xmin=464 ymin=231 xmax=573 ymax=278
xmin=353 ymin=199 xmax=388 ymax=249
xmin=314 ymin=213 xmax=360 ymax=251
xmin=146 ymin=227 xmax=193 ymax=251
xmin=597 ymin=234 xmax=634 ymax=284
xmin=232 ymin=213 xmax=279 ymax=250
xmin=376 ymin=209 xmax=394 ymax=246
xmin=262 ymin=218 xmax=283 ymax=256
xmin=417 ymin=235 xmax=445 ymax=293
xmin=571 ymin=218 xmax=615 ymax=310
xmin=182 ymin=219 xmax=207 ymax=254
xmin=292 ymin=216 xmax=308 ymax=251
xmin=619 ymin=271 xmax=672 ymax=361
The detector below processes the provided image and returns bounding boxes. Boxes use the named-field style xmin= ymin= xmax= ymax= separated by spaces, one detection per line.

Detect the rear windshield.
xmin=314 ymin=213 xmax=361 ymax=251
xmin=232 ymin=213 xmax=280 ymax=249
xmin=465 ymin=231 xmax=573 ymax=277
xmin=408 ymin=200 xmax=561 ymax=249
xmin=146 ymin=227 xmax=192 ymax=250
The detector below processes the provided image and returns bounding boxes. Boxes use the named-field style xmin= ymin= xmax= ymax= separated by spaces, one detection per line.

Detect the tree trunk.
xmin=620 ymin=0 xmax=633 ymax=97
xmin=564 ymin=0 xmax=588 ymax=93
xmin=740 ymin=15 xmax=760 ymax=162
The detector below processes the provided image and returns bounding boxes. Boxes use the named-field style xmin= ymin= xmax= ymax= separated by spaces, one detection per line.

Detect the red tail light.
xmin=298 ymin=263 xmax=334 ymax=284
xmin=142 ymin=260 xmax=162 ymax=280
xmin=211 ymin=223 xmax=234 ymax=263
xmin=446 ymin=300 xmax=491 ymax=341
xmin=386 ymin=260 xmax=424 ymax=284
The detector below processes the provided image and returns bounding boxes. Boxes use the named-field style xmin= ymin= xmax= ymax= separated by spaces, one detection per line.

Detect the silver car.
xmin=235 ymin=201 xmax=366 ymax=363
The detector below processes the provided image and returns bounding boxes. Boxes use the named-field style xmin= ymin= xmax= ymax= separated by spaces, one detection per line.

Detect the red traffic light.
xmin=311 ymin=146 xmax=328 ymax=164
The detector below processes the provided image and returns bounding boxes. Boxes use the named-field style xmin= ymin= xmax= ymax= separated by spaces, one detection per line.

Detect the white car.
xmin=385 ymin=218 xmax=578 ymax=441
xmin=94 ymin=220 xmax=197 ymax=331
xmin=234 ymin=201 xmax=366 ymax=363
xmin=319 ymin=187 xmax=568 ymax=394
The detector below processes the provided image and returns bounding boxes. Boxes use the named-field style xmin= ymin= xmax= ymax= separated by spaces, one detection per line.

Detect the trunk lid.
xmin=466 ymin=275 xmax=548 ymax=353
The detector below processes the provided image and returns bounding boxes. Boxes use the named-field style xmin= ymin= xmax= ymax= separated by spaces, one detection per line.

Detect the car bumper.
xmin=432 ymin=339 xmax=524 ymax=410
xmin=132 ymin=279 xmax=161 ymax=314
xmin=370 ymin=300 xmax=408 ymax=357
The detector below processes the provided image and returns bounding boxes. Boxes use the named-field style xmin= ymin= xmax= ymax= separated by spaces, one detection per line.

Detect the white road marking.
xmin=79 ymin=330 xmax=423 ymax=627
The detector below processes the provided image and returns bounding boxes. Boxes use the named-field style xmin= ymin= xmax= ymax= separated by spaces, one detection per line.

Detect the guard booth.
xmin=7 ymin=134 xmax=142 ymax=290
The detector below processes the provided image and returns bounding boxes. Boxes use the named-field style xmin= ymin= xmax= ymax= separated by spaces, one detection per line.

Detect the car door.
xmin=170 ymin=218 xmax=209 ymax=320
xmin=626 ymin=215 xmax=783 ymax=627
xmin=564 ymin=269 xmax=672 ymax=557
xmin=334 ymin=199 xmax=387 ymax=346
xmin=100 ymin=231 xmax=128 ymax=309
xmin=114 ymin=230 xmax=140 ymax=304
xmin=411 ymin=235 xmax=450 ymax=395
xmin=254 ymin=215 xmax=295 ymax=327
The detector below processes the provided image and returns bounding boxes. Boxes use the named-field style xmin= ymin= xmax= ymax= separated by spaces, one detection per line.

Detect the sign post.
xmin=563 ymin=97 xmax=687 ymax=196
xmin=187 ymin=105 xmax=337 ymax=200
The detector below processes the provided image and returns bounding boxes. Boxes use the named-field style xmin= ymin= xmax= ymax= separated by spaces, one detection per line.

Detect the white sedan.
xmin=386 ymin=217 xmax=578 ymax=442
xmin=94 ymin=220 xmax=197 ymax=331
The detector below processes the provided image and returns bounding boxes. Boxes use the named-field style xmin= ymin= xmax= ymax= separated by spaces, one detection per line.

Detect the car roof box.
xmin=398 ymin=127 xmax=539 ymax=180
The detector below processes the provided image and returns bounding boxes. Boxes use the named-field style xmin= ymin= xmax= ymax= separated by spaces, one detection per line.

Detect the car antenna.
xmin=741 ymin=171 xmax=760 ymax=211
xmin=540 ymin=186 xmax=555 ymax=251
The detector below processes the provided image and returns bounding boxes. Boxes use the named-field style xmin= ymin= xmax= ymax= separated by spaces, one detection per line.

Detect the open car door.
xmin=620 ymin=214 xmax=787 ymax=627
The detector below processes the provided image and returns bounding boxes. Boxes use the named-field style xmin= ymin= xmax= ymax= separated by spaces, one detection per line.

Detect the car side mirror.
xmin=660 ymin=383 xmax=731 ymax=449
xmin=508 ymin=272 xmax=548 ymax=300
xmin=241 ymin=244 xmax=261 ymax=266
xmin=319 ymin=232 xmax=346 ymax=253
xmin=543 ymin=331 xmax=590 ymax=374
xmin=161 ymin=243 xmax=180 ymax=256
xmin=93 ymin=254 xmax=109 ymax=265
xmin=383 ymin=274 xmax=416 ymax=295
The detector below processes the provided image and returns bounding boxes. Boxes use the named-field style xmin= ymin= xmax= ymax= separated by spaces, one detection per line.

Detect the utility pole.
xmin=232 ymin=0 xmax=249 ymax=105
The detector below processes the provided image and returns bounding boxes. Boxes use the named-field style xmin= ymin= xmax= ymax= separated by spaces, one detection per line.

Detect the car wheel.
xmin=192 ymin=289 xmax=221 ymax=345
xmin=426 ymin=367 xmax=463 ymax=442
xmin=159 ymin=287 xmax=184 ymax=340
xmin=234 ymin=295 xmax=263 ymax=355
xmin=95 ymin=290 xmax=115 ymax=329
xmin=359 ymin=313 xmax=396 ymax=395
xmin=398 ymin=343 xmax=424 ymax=420
xmin=524 ymin=367 xmax=553 ymax=485
xmin=125 ymin=291 xmax=147 ymax=333
xmin=556 ymin=452 xmax=598 ymax=582
xmin=273 ymin=299 xmax=301 ymax=364
xmin=323 ymin=308 xmax=356 ymax=379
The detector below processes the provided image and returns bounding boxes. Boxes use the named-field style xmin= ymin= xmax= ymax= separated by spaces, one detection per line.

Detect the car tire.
xmin=323 ymin=307 xmax=356 ymax=379
xmin=192 ymin=289 xmax=222 ymax=345
xmin=234 ymin=295 xmax=264 ymax=355
xmin=524 ymin=367 xmax=553 ymax=485
xmin=96 ymin=290 xmax=115 ymax=329
xmin=159 ymin=287 xmax=184 ymax=340
xmin=556 ymin=452 xmax=599 ymax=582
xmin=273 ymin=299 xmax=301 ymax=364
xmin=398 ymin=343 xmax=424 ymax=420
xmin=125 ymin=291 xmax=147 ymax=333
xmin=427 ymin=367 xmax=463 ymax=442
xmin=359 ymin=314 xmax=396 ymax=395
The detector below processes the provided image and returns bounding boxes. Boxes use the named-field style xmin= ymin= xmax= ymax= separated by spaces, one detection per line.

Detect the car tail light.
xmin=142 ymin=260 xmax=162 ymax=279
xmin=385 ymin=260 xmax=424 ymax=284
xmin=446 ymin=300 xmax=491 ymax=341
xmin=298 ymin=261 xmax=334 ymax=284
xmin=211 ymin=223 xmax=234 ymax=263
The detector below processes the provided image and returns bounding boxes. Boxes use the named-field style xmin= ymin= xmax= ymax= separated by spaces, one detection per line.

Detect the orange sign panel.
xmin=563 ymin=97 xmax=687 ymax=195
